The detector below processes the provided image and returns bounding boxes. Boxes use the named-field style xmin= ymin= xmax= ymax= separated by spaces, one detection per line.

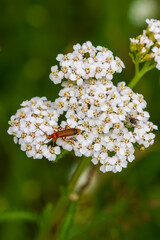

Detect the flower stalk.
xmin=129 ymin=61 xmax=156 ymax=89
xmin=36 ymin=156 xmax=91 ymax=240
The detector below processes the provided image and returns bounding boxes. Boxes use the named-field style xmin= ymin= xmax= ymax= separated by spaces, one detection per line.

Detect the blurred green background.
xmin=0 ymin=0 xmax=160 ymax=239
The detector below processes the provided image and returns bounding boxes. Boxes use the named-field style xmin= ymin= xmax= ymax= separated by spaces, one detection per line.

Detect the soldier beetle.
xmin=47 ymin=126 xmax=81 ymax=144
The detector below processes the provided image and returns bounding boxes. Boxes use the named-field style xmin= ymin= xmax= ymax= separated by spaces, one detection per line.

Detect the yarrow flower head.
xmin=8 ymin=41 xmax=158 ymax=173
xmin=49 ymin=41 xmax=125 ymax=86
xmin=130 ymin=18 xmax=160 ymax=69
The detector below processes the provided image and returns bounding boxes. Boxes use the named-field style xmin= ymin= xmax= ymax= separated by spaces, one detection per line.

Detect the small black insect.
xmin=129 ymin=117 xmax=138 ymax=125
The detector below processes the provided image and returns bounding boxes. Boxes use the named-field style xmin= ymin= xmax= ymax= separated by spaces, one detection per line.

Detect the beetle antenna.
xmin=35 ymin=124 xmax=48 ymax=137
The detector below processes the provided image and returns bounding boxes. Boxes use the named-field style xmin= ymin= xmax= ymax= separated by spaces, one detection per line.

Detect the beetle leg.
xmin=52 ymin=138 xmax=56 ymax=146
xmin=61 ymin=136 xmax=73 ymax=144
xmin=65 ymin=125 xmax=71 ymax=130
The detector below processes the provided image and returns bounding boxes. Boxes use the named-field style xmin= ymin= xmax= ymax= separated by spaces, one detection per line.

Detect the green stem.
xmin=135 ymin=62 xmax=139 ymax=75
xmin=57 ymin=200 xmax=78 ymax=240
xmin=36 ymin=156 xmax=91 ymax=240
xmin=54 ymin=150 xmax=69 ymax=163
xmin=128 ymin=62 xmax=156 ymax=89
xmin=56 ymin=163 xmax=94 ymax=240
xmin=68 ymin=157 xmax=91 ymax=193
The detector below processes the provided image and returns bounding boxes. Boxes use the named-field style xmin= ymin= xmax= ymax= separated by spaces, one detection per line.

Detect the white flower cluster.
xmin=8 ymin=41 xmax=157 ymax=173
xmin=130 ymin=18 xmax=160 ymax=69
xmin=54 ymin=79 xmax=157 ymax=173
xmin=146 ymin=19 xmax=160 ymax=41
xmin=146 ymin=19 xmax=160 ymax=69
xmin=8 ymin=97 xmax=61 ymax=161
xmin=49 ymin=41 xmax=125 ymax=86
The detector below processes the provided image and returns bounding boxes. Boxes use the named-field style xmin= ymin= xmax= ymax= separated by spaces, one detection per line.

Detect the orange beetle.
xmin=48 ymin=127 xmax=81 ymax=144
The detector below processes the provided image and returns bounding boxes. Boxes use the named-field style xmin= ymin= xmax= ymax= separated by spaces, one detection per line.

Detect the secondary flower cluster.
xmin=49 ymin=41 xmax=125 ymax=86
xmin=8 ymin=41 xmax=157 ymax=173
xmin=130 ymin=18 xmax=160 ymax=69
xmin=8 ymin=97 xmax=61 ymax=161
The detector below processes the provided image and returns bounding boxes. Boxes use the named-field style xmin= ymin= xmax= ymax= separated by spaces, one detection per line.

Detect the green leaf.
xmin=0 ymin=210 xmax=38 ymax=223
